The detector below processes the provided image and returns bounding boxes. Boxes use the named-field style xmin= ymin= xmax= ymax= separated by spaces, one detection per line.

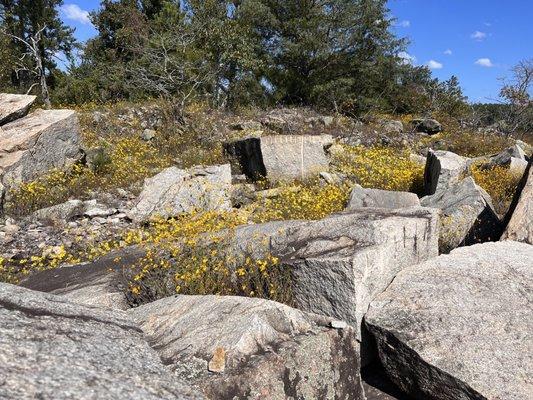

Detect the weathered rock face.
xmin=0 ymin=109 xmax=81 ymax=187
xmin=130 ymin=294 xmax=365 ymax=400
xmin=275 ymin=209 xmax=438 ymax=347
xmin=411 ymin=118 xmax=442 ymax=135
xmin=501 ymin=158 xmax=532 ymax=243
xmin=0 ymin=283 xmax=202 ymax=400
xmin=225 ymin=135 xmax=333 ymax=182
xmin=489 ymin=144 xmax=527 ymax=167
xmin=346 ymin=186 xmax=420 ymax=210
xmin=421 ymin=177 xmax=502 ymax=253
xmin=129 ymin=164 xmax=232 ymax=222
xmin=0 ymin=93 xmax=36 ymax=125
xmin=31 ymin=199 xmax=85 ymax=224
xmin=424 ymin=150 xmax=469 ymax=195
xmin=365 ymin=241 xmax=533 ymax=400
xmin=19 ymin=248 xmax=144 ymax=310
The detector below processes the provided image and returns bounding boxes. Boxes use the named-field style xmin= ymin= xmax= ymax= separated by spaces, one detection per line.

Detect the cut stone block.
xmin=421 ymin=177 xmax=502 ymax=252
xmin=424 ymin=149 xmax=468 ymax=195
xmin=346 ymin=186 xmax=420 ymax=210
xmin=225 ymin=135 xmax=333 ymax=182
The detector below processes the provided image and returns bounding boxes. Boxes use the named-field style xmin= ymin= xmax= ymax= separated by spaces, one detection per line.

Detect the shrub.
xmin=126 ymin=238 xmax=292 ymax=307
xmin=252 ymin=181 xmax=351 ymax=222
xmin=471 ymin=164 xmax=522 ymax=215
xmin=332 ymin=145 xmax=424 ymax=193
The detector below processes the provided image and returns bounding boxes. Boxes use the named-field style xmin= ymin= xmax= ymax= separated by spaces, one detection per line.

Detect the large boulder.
xmin=225 ymin=135 xmax=333 ymax=182
xmin=501 ymin=158 xmax=532 ymax=243
xmin=0 ymin=93 xmax=36 ymax=125
xmin=423 ymin=149 xmax=469 ymax=195
xmin=130 ymin=294 xmax=365 ymax=400
xmin=275 ymin=208 xmax=438 ymax=348
xmin=129 ymin=164 xmax=232 ymax=222
xmin=0 ymin=282 xmax=202 ymax=400
xmin=421 ymin=177 xmax=502 ymax=252
xmin=19 ymin=248 xmax=144 ymax=310
xmin=0 ymin=109 xmax=81 ymax=187
xmin=410 ymin=118 xmax=442 ymax=135
xmin=365 ymin=241 xmax=533 ymax=400
xmin=346 ymin=186 xmax=420 ymax=210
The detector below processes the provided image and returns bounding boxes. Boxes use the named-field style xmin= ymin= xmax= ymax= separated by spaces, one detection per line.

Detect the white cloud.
xmin=444 ymin=49 xmax=453 ymax=55
xmin=475 ymin=58 xmax=494 ymax=67
xmin=61 ymin=4 xmax=91 ymax=25
xmin=427 ymin=60 xmax=443 ymax=70
xmin=398 ymin=51 xmax=417 ymax=65
xmin=471 ymin=31 xmax=487 ymax=41
xmin=398 ymin=20 xmax=411 ymax=28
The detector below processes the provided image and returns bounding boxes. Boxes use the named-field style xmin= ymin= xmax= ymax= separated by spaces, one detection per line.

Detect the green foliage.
xmin=47 ymin=0 xmax=469 ymax=118
xmin=0 ymin=0 xmax=77 ymax=98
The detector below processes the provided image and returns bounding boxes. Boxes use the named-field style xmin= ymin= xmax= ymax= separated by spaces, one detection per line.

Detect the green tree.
xmin=0 ymin=0 xmax=77 ymax=104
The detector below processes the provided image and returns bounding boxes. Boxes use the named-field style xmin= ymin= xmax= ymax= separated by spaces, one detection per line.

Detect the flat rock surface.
xmin=0 ymin=283 xmax=202 ymax=400
xmin=365 ymin=241 xmax=533 ymax=400
xmin=0 ymin=93 xmax=36 ymax=125
xmin=19 ymin=248 xmax=145 ymax=310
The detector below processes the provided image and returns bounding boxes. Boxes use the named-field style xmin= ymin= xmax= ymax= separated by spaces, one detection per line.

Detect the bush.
xmin=126 ymin=237 xmax=292 ymax=307
xmin=332 ymin=145 xmax=424 ymax=193
xmin=252 ymin=181 xmax=351 ymax=222
xmin=471 ymin=164 xmax=522 ymax=215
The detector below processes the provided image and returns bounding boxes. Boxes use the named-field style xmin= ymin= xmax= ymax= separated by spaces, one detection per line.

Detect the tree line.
xmin=3 ymin=0 xmax=530 ymax=130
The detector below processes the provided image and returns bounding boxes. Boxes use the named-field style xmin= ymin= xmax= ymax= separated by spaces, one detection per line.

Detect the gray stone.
xmin=19 ymin=248 xmax=145 ymax=310
xmin=31 ymin=200 xmax=85 ymax=224
xmin=230 ymin=121 xmax=263 ymax=131
xmin=130 ymin=294 xmax=365 ymax=400
xmin=365 ymin=241 xmax=533 ymax=400
xmin=225 ymin=135 xmax=333 ymax=182
xmin=0 ymin=109 xmax=81 ymax=188
xmin=380 ymin=120 xmax=403 ymax=134
xmin=424 ymin=149 xmax=469 ymax=195
xmin=0 ymin=282 xmax=202 ymax=400
xmin=276 ymin=208 xmax=438 ymax=350
xmin=83 ymin=200 xmax=118 ymax=218
xmin=509 ymin=156 xmax=528 ymax=175
xmin=0 ymin=93 xmax=36 ymax=125
xmin=501 ymin=159 xmax=532 ymax=244
xmin=421 ymin=177 xmax=502 ymax=252
xmin=489 ymin=144 xmax=527 ymax=167
xmin=411 ymin=118 xmax=442 ymax=135
xmin=346 ymin=186 xmax=420 ymax=210
xmin=129 ymin=164 xmax=232 ymax=222
xmin=140 ymin=128 xmax=156 ymax=141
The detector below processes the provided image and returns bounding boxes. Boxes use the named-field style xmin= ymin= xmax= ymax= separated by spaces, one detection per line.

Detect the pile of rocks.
xmin=1 ymin=96 xmax=532 ymax=400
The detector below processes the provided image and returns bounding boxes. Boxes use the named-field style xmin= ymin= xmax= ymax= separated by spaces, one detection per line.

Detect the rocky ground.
xmin=1 ymin=94 xmax=532 ymax=400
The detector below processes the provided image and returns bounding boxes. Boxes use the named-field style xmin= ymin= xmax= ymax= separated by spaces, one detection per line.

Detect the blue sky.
xmin=60 ymin=0 xmax=532 ymax=103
